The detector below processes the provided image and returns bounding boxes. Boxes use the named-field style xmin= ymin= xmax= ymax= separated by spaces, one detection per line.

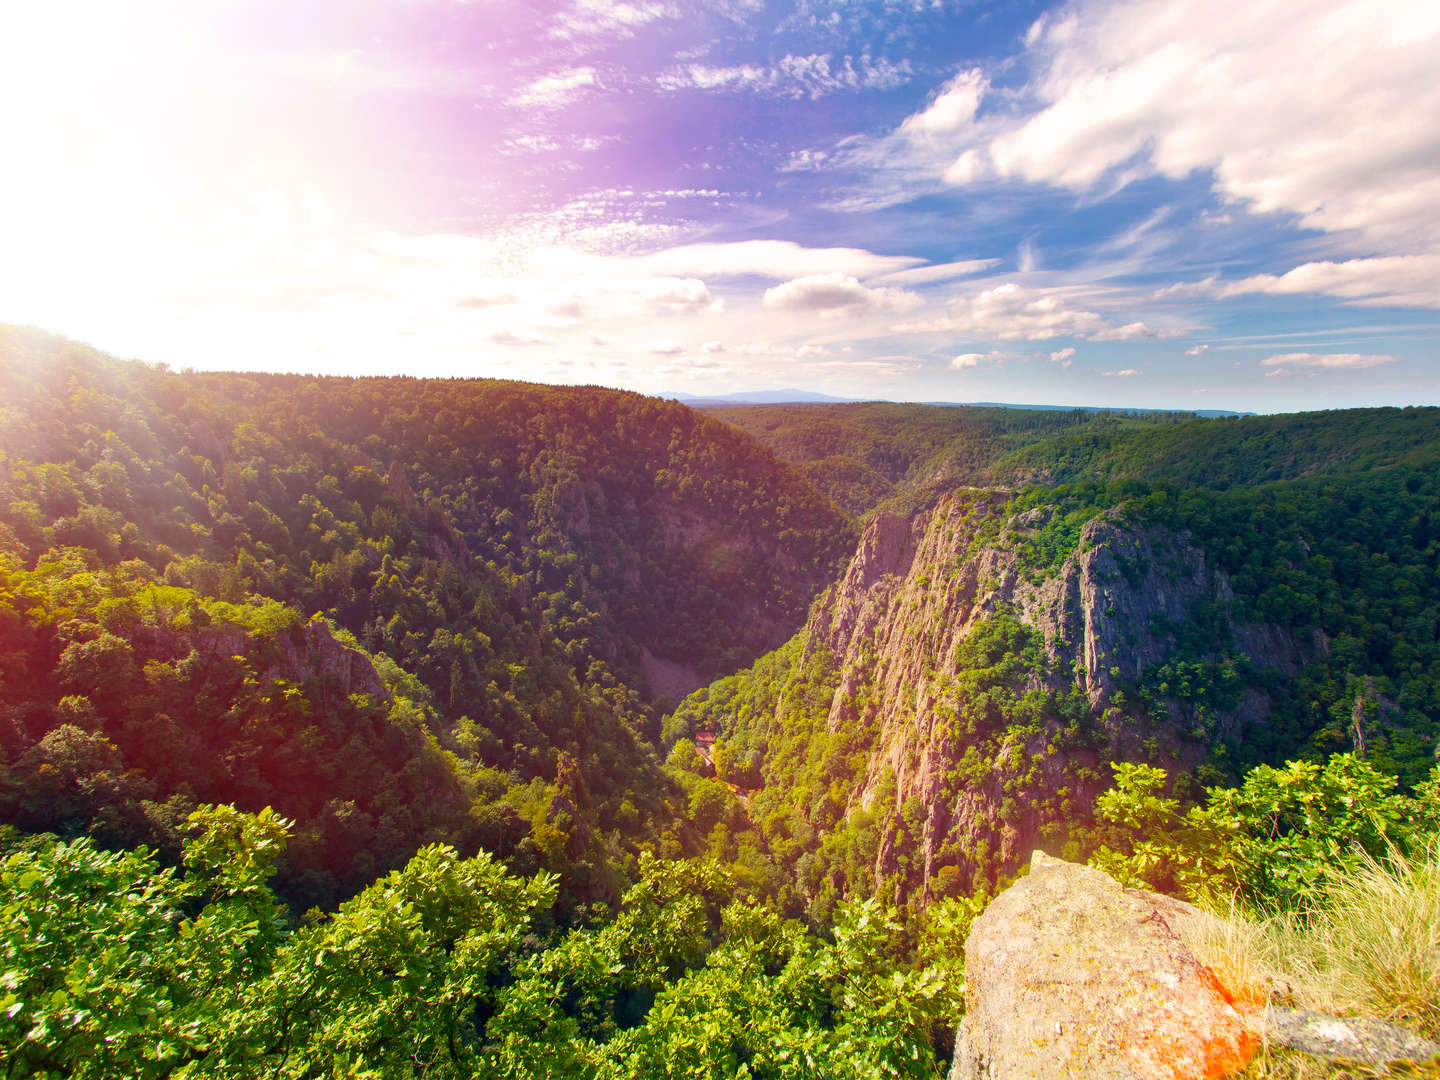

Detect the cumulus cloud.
xmin=657 ymin=53 xmax=912 ymax=98
xmin=921 ymin=0 xmax=1440 ymax=255
xmin=898 ymin=282 xmax=1170 ymax=341
xmin=1260 ymin=352 xmax=1397 ymax=369
xmin=1090 ymin=321 xmax=1162 ymax=342
xmin=1185 ymin=344 xmax=1211 ymax=356
xmin=643 ymin=277 xmax=721 ymax=313
xmin=762 ymin=272 xmax=921 ymax=317
xmin=647 ymin=339 xmax=685 ymax=355
xmin=1102 ymin=368 xmax=1142 ymax=377
xmin=951 ymin=350 xmax=1016 ymax=369
xmin=508 ymin=67 xmax=596 ymax=108
xmin=1049 ymin=347 xmax=1076 ymax=365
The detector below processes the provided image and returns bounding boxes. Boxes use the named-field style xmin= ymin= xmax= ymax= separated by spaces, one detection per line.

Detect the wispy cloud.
xmin=896 ymin=283 xmax=1180 ymax=342
xmin=508 ymin=67 xmax=597 ymax=108
xmin=1164 ymin=255 xmax=1440 ymax=310
xmin=1260 ymin=352 xmax=1397 ymax=369
xmin=657 ymin=53 xmax=912 ymax=98
xmin=550 ymin=0 xmax=675 ymax=40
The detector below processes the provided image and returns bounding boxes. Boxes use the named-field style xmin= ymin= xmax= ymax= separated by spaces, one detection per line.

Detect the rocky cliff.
xmin=742 ymin=485 xmax=1317 ymax=901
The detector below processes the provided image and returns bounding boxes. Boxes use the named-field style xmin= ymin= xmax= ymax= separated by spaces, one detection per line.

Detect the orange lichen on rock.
xmin=951 ymin=851 xmax=1262 ymax=1080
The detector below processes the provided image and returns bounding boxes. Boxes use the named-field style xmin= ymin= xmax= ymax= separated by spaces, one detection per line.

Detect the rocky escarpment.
xmin=799 ymin=487 xmax=1313 ymax=899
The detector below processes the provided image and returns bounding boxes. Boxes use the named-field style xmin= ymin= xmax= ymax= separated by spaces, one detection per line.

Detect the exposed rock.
xmin=1266 ymin=1008 xmax=1440 ymax=1067
xmin=952 ymin=851 xmax=1260 ymax=1080
xmin=641 ymin=644 xmax=705 ymax=702
xmin=789 ymin=486 xmax=1314 ymax=898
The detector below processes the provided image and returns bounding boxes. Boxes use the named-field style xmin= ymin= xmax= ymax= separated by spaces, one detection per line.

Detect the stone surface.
xmin=951 ymin=851 xmax=1260 ymax=1080
xmin=1267 ymin=1007 xmax=1440 ymax=1067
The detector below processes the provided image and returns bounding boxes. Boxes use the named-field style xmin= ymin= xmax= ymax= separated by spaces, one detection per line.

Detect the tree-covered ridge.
xmin=987 ymin=406 xmax=1440 ymax=489
xmin=0 ymin=326 xmax=851 ymax=908
xmin=705 ymin=403 xmax=1195 ymax=516
xmin=709 ymin=400 xmax=1440 ymax=517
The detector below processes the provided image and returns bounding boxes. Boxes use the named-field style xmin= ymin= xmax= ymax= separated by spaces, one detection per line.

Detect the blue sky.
xmin=1 ymin=0 xmax=1437 ymax=410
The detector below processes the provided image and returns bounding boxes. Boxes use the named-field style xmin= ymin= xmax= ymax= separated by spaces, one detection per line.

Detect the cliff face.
xmin=796 ymin=488 xmax=1308 ymax=899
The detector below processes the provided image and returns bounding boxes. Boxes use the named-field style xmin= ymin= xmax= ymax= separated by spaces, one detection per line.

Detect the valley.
xmin=2 ymin=327 xmax=1437 ymax=1077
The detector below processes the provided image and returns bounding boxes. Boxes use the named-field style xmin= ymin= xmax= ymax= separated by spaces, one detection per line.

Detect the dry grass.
xmin=1178 ymin=842 xmax=1440 ymax=1078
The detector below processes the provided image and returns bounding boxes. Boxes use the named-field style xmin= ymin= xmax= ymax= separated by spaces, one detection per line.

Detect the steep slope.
xmin=668 ymin=458 xmax=1440 ymax=912
xmin=0 ymin=326 xmax=853 ymax=906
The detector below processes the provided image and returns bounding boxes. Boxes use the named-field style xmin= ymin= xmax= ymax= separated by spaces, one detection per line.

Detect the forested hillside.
xmin=705 ymin=402 xmax=1192 ymax=515
xmin=0 ymin=326 xmax=851 ymax=907
xmin=667 ymin=410 xmax=1440 ymax=916
xmin=709 ymin=401 xmax=1440 ymax=517
xmin=4 ymin=328 xmax=1439 ymax=1077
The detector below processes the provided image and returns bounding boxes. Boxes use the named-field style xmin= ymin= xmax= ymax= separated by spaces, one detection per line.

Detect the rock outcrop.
xmin=1266 ymin=1008 xmax=1440 ymax=1068
xmin=795 ymin=487 xmax=1313 ymax=898
xmin=952 ymin=852 xmax=1261 ymax=1080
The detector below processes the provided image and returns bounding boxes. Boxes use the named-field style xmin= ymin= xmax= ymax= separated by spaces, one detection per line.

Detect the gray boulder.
xmin=1267 ymin=1007 xmax=1440 ymax=1066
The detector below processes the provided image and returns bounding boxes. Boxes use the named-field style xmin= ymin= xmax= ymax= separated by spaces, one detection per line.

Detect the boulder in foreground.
xmin=952 ymin=851 xmax=1260 ymax=1080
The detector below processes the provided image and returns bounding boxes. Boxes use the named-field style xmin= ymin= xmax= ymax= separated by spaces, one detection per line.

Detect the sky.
xmin=1 ymin=0 xmax=1437 ymax=411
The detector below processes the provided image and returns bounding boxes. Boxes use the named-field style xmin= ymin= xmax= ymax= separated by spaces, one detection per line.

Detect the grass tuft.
xmin=1180 ymin=841 xmax=1440 ymax=1078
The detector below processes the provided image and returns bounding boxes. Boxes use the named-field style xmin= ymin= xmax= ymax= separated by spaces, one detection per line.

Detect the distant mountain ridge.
xmin=670 ymin=387 xmax=1251 ymax=417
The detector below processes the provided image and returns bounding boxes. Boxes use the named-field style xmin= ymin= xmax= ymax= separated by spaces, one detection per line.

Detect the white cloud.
xmin=1185 ymin=344 xmax=1210 ymax=356
xmin=870 ymin=258 xmax=999 ymax=286
xmin=701 ymin=340 xmax=725 ymax=353
xmin=951 ymin=350 xmax=1016 ymax=369
xmin=923 ymin=0 xmax=1440 ymax=256
xmin=1090 ymin=321 xmax=1162 ymax=342
xmin=546 ymin=299 xmax=586 ymax=319
xmin=507 ymin=67 xmax=596 ymax=108
xmin=643 ymin=277 xmax=721 ymax=313
xmin=657 ymin=53 xmax=912 ymax=98
xmin=458 ymin=292 xmax=517 ymax=309
xmin=1049 ymin=347 xmax=1076 ymax=365
xmin=901 ymin=69 xmax=987 ymax=137
xmin=648 ymin=339 xmax=686 ymax=355
xmin=551 ymin=0 xmax=674 ymax=39
xmin=726 ymin=341 xmax=834 ymax=361
xmin=1260 ymin=352 xmax=1397 ymax=369
xmin=503 ymin=135 xmax=560 ymax=155
xmin=489 ymin=328 xmax=552 ymax=346
xmin=633 ymin=240 xmax=920 ymax=281
xmin=1193 ymin=255 xmax=1440 ymax=309
xmin=898 ymin=282 xmax=1170 ymax=341
xmin=1102 ymin=368 xmax=1143 ymax=377
xmin=762 ymin=272 xmax=921 ymax=317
